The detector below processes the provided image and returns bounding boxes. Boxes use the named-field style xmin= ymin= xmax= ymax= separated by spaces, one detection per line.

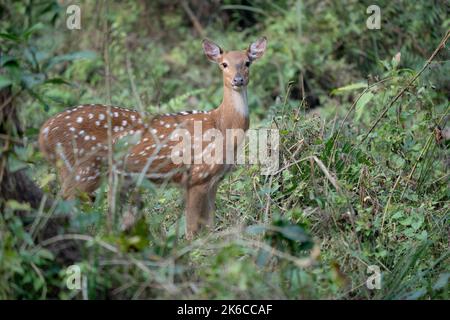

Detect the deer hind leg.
xmin=204 ymin=180 xmax=219 ymax=228
xmin=59 ymin=161 xmax=101 ymax=200
xmin=118 ymin=176 xmax=143 ymax=210
xmin=185 ymin=181 xmax=219 ymax=240
xmin=117 ymin=176 xmax=143 ymax=231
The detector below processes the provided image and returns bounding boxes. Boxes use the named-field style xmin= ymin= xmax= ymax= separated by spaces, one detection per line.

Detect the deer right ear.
xmin=202 ymin=39 xmax=223 ymax=63
xmin=247 ymin=36 xmax=267 ymax=61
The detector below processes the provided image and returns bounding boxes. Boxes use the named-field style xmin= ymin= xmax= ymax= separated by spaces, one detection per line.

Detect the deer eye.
xmin=221 ymin=62 xmax=228 ymax=68
xmin=245 ymin=61 xmax=251 ymax=67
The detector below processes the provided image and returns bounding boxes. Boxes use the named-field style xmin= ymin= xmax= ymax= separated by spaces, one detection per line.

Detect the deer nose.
xmin=232 ymin=75 xmax=244 ymax=87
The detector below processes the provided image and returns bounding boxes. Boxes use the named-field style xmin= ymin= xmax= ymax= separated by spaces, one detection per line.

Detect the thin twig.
xmin=381 ymin=173 xmax=402 ymax=233
xmin=37 ymin=233 xmax=119 ymax=253
xmin=180 ymin=1 xmax=205 ymax=37
xmin=125 ymin=50 xmax=144 ymax=113
xmin=359 ymin=30 xmax=450 ymax=145
xmin=103 ymin=0 xmax=114 ymax=232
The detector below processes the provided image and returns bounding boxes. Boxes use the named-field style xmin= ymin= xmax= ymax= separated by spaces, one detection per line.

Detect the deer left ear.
xmin=202 ymin=39 xmax=223 ymax=63
xmin=247 ymin=36 xmax=267 ymax=61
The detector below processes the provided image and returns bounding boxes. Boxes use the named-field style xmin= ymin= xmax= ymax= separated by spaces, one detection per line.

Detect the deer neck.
xmin=213 ymin=85 xmax=249 ymax=133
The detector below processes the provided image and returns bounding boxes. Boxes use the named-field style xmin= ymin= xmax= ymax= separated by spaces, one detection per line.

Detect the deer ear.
xmin=247 ymin=36 xmax=267 ymax=61
xmin=202 ymin=39 xmax=223 ymax=63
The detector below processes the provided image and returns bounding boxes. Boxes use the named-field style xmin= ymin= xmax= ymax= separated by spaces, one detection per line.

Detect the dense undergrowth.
xmin=0 ymin=1 xmax=449 ymax=299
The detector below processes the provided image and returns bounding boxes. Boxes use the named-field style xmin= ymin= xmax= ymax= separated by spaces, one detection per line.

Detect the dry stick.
xmin=30 ymin=261 xmax=47 ymax=299
xmin=234 ymin=238 xmax=320 ymax=268
xmin=181 ymin=1 xmax=205 ymax=37
xmin=27 ymin=194 xmax=48 ymax=242
xmin=430 ymin=172 xmax=450 ymax=186
xmin=103 ymin=1 xmax=114 ymax=233
xmin=125 ymin=50 xmax=144 ymax=114
xmin=124 ymin=48 xmax=146 ymax=214
xmin=311 ymin=156 xmax=341 ymax=191
xmin=276 ymin=154 xmax=338 ymax=194
xmin=263 ymin=174 xmax=273 ymax=224
xmin=0 ymin=89 xmax=21 ymax=112
xmin=0 ymin=133 xmax=23 ymax=145
xmin=272 ymin=155 xmax=310 ymax=175
xmin=38 ymin=233 xmax=119 ymax=253
xmin=381 ymin=173 xmax=402 ymax=233
xmin=313 ymin=154 xmax=361 ymax=250
xmin=359 ymin=30 xmax=450 ymax=145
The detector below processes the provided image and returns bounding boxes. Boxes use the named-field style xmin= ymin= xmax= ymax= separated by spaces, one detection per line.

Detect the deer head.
xmin=202 ymin=37 xmax=267 ymax=91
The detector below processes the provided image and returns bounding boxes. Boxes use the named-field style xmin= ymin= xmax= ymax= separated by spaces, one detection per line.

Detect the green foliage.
xmin=0 ymin=0 xmax=448 ymax=299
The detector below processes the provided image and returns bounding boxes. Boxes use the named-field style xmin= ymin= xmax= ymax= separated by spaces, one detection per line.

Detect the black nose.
xmin=232 ymin=76 xmax=244 ymax=86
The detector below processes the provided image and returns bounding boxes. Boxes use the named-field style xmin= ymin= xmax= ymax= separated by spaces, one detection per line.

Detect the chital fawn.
xmin=39 ymin=37 xmax=267 ymax=239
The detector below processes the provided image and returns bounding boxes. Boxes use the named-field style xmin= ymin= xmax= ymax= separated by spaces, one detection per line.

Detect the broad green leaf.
xmin=355 ymin=92 xmax=374 ymax=121
xmin=56 ymin=200 xmax=77 ymax=214
xmin=280 ymin=225 xmax=310 ymax=242
xmin=0 ymin=75 xmax=12 ymax=89
xmin=403 ymin=288 xmax=427 ymax=300
xmin=35 ymin=248 xmax=54 ymax=261
xmin=246 ymin=224 xmax=267 ymax=235
xmin=0 ymin=55 xmax=18 ymax=67
xmin=6 ymin=200 xmax=31 ymax=211
xmin=0 ymin=32 xmax=21 ymax=42
xmin=21 ymin=73 xmax=46 ymax=88
xmin=433 ymin=273 xmax=450 ymax=291
xmin=8 ymin=156 xmax=28 ymax=172
xmin=39 ymin=173 xmax=56 ymax=188
xmin=45 ymin=51 xmax=98 ymax=70
xmin=22 ymin=23 xmax=45 ymax=39
xmin=26 ymin=88 xmax=49 ymax=111
xmin=256 ymin=248 xmax=271 ymax=267
xmin=331 ymin=82 xmax=367 ymax=95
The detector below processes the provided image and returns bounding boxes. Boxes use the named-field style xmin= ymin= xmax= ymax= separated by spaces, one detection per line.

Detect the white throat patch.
xmin=231 ymin=89 xmax=248 ymax=118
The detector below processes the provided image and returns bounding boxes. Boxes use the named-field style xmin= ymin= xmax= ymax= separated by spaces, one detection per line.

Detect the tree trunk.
xmin=0 ymin=86 xmax=49 ymax=210
xmin=0 ymin=84 xmax=81 ymax=267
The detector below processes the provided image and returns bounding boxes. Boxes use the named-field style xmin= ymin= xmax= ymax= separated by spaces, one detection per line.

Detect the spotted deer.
xmin=39 ymin=37 xmax=267 ymax=239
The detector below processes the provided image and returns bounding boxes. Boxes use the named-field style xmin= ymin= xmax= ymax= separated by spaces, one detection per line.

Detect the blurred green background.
xmin=0 ymin=0 xmax=448 ymax=299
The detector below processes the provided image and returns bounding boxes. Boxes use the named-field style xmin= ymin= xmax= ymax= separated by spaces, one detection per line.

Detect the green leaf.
xmin=331 ymin=82 xmax=367 ymax=95
xmin=0 ymin=75 xmax=12 ymax=90
xmin=35 ymin=248 xmax=54 ymax=261
xmin=26 ymin=88 xmax=49 ymax=111
xmin=355 ymin=92 xmax=374 ymax=121
xmin=0 ymin=32 xmax=21 ymax=42
xmin=22 ymin=23 xmax=45 ymax=39
xmin=8 ymin=156 xmax=28 ymax=172
xmin=433 ymin=273 xmax=450 ymax=291
xmin=45 ymin=51 xmax=97 ymax=70
xmin=246 ymin=224 xmax=267 ymax=235
xmin=39 ymin=173 xmax=56 ymax=188
xmin=280 ymin=225 xmax=310 ymax=242
xmin=256 ymin=248 xmax=271 ymax=267
xmin=391 ymin=211 xmax=404 ymax=220
xmin=56 ymin=200 xmax=77 ymax=214
xmin=404 ymin=288 xmax=427 ymax=300
xmin=21 ymin=73 xmax=46 ymax=88
xmin=0 ymin=55 xmax=18 ymax=67
xmin=6 ymin=200 xmax=31 ymax=211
